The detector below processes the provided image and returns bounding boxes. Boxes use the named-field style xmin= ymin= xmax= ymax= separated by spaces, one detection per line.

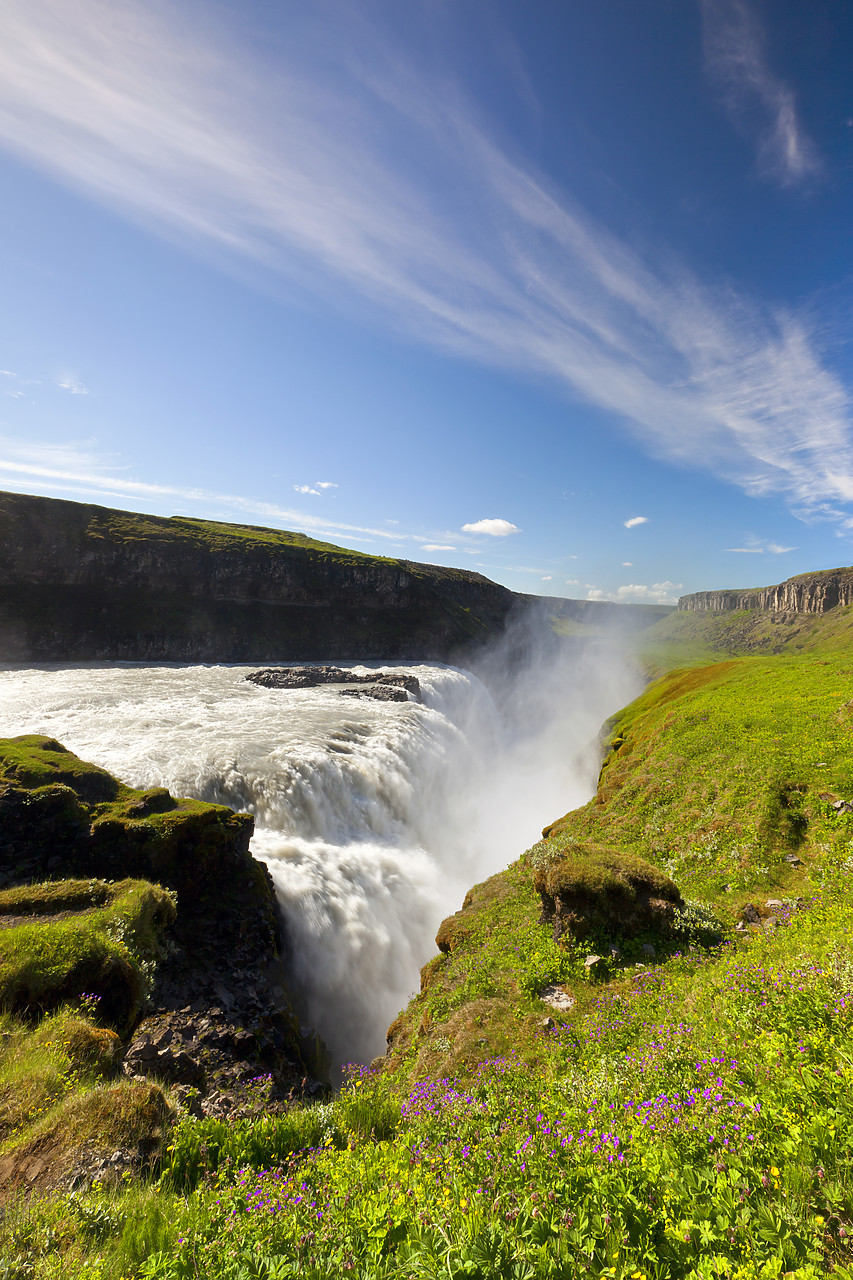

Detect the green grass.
xmin=641 ymin=601 xmax=853 ymax=670
xmin=540 ymin=655 xmax=853 ymax=904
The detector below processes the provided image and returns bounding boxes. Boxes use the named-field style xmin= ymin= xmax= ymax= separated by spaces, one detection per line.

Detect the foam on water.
xmin=0 ymin=651 xmax=638 ymax=1065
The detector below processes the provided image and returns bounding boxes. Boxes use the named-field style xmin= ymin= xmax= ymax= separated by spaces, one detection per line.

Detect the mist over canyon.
xmin=0 ymin=623 xmax=639 ymax=1068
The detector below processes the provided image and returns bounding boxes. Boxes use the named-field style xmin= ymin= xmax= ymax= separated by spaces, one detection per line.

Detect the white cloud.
xmin=584 ymin=580 xmax=683 ymax=605
xmin=421 ymin=543 xmax=456 ymax=552
xmin=461 ymin=518 xmax=520 ymax=537
xmin=622 ymin=561 xmax=632 ymax=567
xmin=615 ymin=581 xmax=682 ymax=604
xmin=294 ymin=481 xmax=337 ymax=496
xmin=624 ymin=516 xmax=648 ymax=529
xmin=0 ymin=3 xmax=848 ymax=524
xmin=541 ymin=575 xmax=552 ymax=581
xmin=565 ymin=578 xmax=580 ymax=585
xmin=702 ymin=0 xmax=819 ymax=186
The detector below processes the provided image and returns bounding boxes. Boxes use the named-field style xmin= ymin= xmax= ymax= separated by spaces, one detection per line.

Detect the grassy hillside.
xmin=641 ymin=600 xmax=853 ymax=670
xmin=3 ymin=652 xmax=853 ymax=1277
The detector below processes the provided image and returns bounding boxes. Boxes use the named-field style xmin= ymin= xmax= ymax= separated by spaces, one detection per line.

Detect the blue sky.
xmin=0 ymin=0 xmax=852 ymax=604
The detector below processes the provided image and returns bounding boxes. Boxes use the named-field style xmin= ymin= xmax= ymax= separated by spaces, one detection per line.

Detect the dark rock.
xmin=247 ymin=667 xmax=421 ymax=701
xmin=232 ymin=1031 xmax=257 ymax=1057
xmin=339 ymin=684 xmax=409 ymax=703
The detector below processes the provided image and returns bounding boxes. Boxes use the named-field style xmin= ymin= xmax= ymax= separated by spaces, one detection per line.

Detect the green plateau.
xmin=3 ymin=552 xmax=853 ymax=1276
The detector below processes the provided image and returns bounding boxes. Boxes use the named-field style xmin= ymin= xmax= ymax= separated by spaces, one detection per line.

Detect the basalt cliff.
xmin=678 ymin=566 xmax=853 ymax=614
xmin=0 ymin=491 xmax=667 ymax=662
xmin=0 ymin=492 xmax=517 ymax=662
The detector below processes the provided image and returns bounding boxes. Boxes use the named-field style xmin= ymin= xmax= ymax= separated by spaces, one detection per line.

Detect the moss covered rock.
xmin=0 ymin=878 xmax=176 ymax=1029
xmin=0 ymin=735 xmax=281 ymax=981
xmin=532 ymin=840 xmax=683 ymax=942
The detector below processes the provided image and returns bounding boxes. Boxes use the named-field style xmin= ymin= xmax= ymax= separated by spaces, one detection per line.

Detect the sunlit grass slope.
xmin=3 ymin=655 xmax=853 ymax=1277
xmin=543 ymin=655 xmax=853 ymax=901
xmin=641 ymin=602 xmax=853 ymax=671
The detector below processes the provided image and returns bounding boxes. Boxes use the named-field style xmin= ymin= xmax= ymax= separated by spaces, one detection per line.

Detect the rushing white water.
xmin=0 ymin=643 xmax=639 ymax=1066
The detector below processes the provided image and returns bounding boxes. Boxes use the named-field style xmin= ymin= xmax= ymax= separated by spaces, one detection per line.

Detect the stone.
xmin=246 ymin=667 xmax=421 ymax=701
xmin=765 ymin=899 xmax=784 ymax=911
xmin=641 ymin=943 xmax=656 ymax=959
xmin=539 ymin=983 xmax=576 ymax=1011
xmin=584 ymin=955 xmax=605 ymax=971
xmin=340 ymin=684 xmax=409 ymax=703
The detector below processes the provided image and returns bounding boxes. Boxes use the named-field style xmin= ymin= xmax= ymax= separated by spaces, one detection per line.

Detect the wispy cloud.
xmin=0 ymin=2 xmax=848 ymax=524
xmin=702 ymin=0 xmax=819 ymax=186
xmin=461 ymin=518 xmax=520 ymax=537
xmin=422 ymin=543 xmax=456 ymax=552
xmin=624 ymin=516 xmax=648 ymax=529
xmin=622 ymin=561 xmax=632 ymax=567
xmin=726 ymin=538 xmax=796 ymax=553
xmin=0 ymin=436 xmax=435 ymax=546
xmin=57 ymin=376 xmax=89 ymax=395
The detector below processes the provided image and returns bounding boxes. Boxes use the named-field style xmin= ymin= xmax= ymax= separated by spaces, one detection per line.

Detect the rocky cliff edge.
xmin=678 ymin=566 xmax=853 ymax=614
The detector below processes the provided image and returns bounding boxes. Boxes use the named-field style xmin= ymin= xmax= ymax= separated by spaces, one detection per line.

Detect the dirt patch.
xmin=0 ymin=907 xmax=97 ymax=931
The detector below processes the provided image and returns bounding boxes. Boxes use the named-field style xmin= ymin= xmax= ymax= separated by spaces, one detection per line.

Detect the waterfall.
xmin=0 ymin=645 xmax=639 ymax=1065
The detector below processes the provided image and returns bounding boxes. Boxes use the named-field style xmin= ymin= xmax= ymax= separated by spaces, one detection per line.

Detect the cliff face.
xmin=0 ymin=492 xmax=518 ymax=662
xmin=678 ymin=567 xmax=853 ymax=614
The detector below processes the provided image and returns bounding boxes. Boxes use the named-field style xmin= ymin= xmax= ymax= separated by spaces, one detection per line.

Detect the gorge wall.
xmin=0 ymin=492 xmax=521 ymax=662
xmin=0 ymin=491 xmax=667 ymax=663
xmin=678 ymin=567 xmax=853 ymax=615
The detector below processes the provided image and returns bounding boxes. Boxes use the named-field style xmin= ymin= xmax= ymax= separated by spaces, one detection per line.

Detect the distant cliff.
xmin=0 ymin=492 xmax=529 ymax=662
xmin=679 ymin=567 xmax=853 ymax=615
